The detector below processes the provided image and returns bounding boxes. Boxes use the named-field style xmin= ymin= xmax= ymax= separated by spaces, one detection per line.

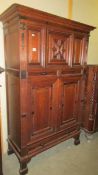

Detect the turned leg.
xmin=19 ymin=162 xmax=28 ymax=175
xmin=74 ymin=134 xmax=80 ymax=145
xmin=7 ymin=143 xmax=14 ymax=155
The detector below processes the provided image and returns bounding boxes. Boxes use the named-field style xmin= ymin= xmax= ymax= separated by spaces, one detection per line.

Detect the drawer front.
xmin=27 ymin=124 xmax=79 ymax=156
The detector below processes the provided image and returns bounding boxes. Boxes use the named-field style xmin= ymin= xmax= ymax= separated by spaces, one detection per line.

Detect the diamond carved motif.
xmin=52 ymin=39 xmax=66 ymax=61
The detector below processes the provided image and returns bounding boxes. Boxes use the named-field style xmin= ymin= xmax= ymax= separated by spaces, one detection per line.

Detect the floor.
xmin=2 ymin=131 xmax=98 ymax=175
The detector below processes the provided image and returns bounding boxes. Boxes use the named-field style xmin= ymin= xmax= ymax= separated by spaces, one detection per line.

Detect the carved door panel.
xmin=28 ymin=75 xmax=58 ymax=141
xmin=46 ymin=27 xmax=71 ymax=67
xmin=59 ymin=76 xmax=80 ymax=130
xmin=27 ymin=23 xmax=46 ymax=67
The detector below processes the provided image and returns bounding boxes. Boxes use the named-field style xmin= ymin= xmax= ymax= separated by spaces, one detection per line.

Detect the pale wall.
xmin=0 ymin=0 xmax=68 ymax=17
xmin=72 ymin=0 xmax=98 ymax=64
xmin=0 ymin=23 xmax=7 ymax=153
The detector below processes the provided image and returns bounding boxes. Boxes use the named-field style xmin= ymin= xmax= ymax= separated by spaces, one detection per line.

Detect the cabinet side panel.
xmin=4 ymin=23 xmax=20 ymax=69
xmin=7 ymin=73 xmax=21 ymax=148
xmin=94 ymin=72 xmax=98 ymax=131
xmin=80 ymin=66 xmax=98 ymax=133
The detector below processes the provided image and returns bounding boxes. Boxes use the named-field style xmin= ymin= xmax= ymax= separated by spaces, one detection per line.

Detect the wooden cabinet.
xmin=0 ymin=111 xmax=3 ymax=175
xmin=80 ymin=65 xmax=98 ymax=133
xmin=0 ymin=4 xmax=95 ymax=175
xmin=0 ymin=67 xmax=4 ymax=175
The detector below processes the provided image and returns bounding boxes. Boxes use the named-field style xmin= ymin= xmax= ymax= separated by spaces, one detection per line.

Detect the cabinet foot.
xmin=19 ymin=162 xmax=28 ymax=175
xmin=74 ymin=135 xmax=80 ymax=145
xmin=84 ymin=131 xmax=94 ymax=140
xmin=7 ymin=144 xmax=14 ymax=155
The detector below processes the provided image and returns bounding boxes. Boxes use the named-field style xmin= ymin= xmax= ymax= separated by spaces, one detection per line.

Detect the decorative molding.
xmin=19 ymin=23 xmax=27 ymax=30
xmin=52 ymin=39 xmax=65 ymax=61
xmin=20 ymin=70 xmax=28 ymax=79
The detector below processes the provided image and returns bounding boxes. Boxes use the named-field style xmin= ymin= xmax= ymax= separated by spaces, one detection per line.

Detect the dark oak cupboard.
xmin=0 ymin=67 xmax=4 ymax=175
xmin=80 ymin=65 xmax=98 ymax=133
xmin=0 ymin=4 xmax=95 ymax=175
xmin=0 ymin=102 xmax=3 ymax=175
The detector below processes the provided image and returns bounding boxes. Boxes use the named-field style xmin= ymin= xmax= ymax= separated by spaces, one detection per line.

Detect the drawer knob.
xmin=40 ymin=72 xmax=47 ymax=75
xmin=40 ymin=143 xmax=45 ymax=147
xmin=31 ymin=112 xmax=35 ymax=115
xmin=21 ymin=113 xmax=27 ymax=118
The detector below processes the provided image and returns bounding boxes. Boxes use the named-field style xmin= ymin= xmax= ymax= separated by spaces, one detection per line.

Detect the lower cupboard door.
xmin=28 ymin=75 xmax=58 ymax=141
xmin=59 ymin=77 xmax=81 ymax=130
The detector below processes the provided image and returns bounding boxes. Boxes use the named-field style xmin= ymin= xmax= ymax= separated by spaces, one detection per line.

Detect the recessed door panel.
xmin=28 ymin=75 xmax=57 ymax=140
xmin=62 ymin=83 xmax=76 ymax=121
xmin=27 ymin=23 xmax=45 ymax=67
xmin=73 ymin=36 xmax=83 ymax=65
xmin=59 ymin=77 xmax=80 ymax=129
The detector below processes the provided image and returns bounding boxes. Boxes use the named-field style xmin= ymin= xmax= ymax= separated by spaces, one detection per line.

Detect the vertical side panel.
xmin=6 ymin=73 xmax=21 ymax=148
xmin=4 ymin=23 xmax=20 ymax=69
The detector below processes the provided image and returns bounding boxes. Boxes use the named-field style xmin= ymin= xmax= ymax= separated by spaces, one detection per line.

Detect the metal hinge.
xmin=20 ymin=70 xmax=28 ymax=79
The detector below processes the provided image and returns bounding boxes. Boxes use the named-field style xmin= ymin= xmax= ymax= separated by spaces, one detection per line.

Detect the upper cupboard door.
xmin=72 ymin=34 xmax=89 ymax=66
xmin=46 ymin=27 xmax=71 ymax=67
xmin=27 ymin=23 xmax=46 ymax=68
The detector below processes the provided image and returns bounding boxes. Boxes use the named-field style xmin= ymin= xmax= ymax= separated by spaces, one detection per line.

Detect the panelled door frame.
xmin=28 ymin=74 xmax=58 ymax=142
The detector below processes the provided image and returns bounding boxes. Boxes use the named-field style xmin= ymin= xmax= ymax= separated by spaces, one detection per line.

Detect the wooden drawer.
xmin=27 ymin=124 xmax=79 ymax=157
